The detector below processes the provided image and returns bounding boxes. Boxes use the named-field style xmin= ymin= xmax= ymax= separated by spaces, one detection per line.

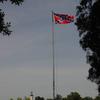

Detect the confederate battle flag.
xmin=53 ymin=12 xmax=74 ymax=24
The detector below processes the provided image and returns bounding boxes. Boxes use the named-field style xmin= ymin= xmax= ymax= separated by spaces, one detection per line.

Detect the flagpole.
xmin=52 ymin=11 xmax=56 ymax=100
xmin=51 ymin=11 xmax=74 ymax=100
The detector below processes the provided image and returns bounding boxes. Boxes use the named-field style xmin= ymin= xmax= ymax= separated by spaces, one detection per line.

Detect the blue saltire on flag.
xmin=53 ymin=13 xmax=75 ymax=24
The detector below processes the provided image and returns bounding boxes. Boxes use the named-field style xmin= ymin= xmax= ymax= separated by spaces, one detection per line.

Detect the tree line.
xmin=9 ymin=92 xmax=100 ymax=100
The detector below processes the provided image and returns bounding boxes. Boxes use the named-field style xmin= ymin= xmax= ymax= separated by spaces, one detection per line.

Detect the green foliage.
xmin=35 ymin=96 xmax=45 ymax=100
xmin=24 ymin=96 xmax=30 ymax=100
xmin=0 ymin=0 xmax=24 ymax=5
xmin=0 ymin=9 xmax=11 ymax=35
xmin=67 ymin=92 xmax=81 ymax=100
xmin=10 ymin=98 xmax=14 ymax=100
xmin=94 ymin=96 xmax=100 ymax=100
xmin=55 ymin=94 xmax=62 ymax=100
xmin=62 ymin=97 xmax=67 ymax=100
xmin=17 ymin=97 xmax=22 ymax=100
xmin=82 ymin=97 xmax=93 ymax=100
xmin=9 ymin=92 xmax=100 ymax=100
xmin=46 ymin=98 xmax=53 ymax=100
xmin=75 ymin=0 xmax=100 ymax=94
xmin=0 ymin=0 xmax=24 ymax=35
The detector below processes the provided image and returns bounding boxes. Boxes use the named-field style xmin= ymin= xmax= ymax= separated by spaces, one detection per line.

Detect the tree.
xmin=0 ymin=0 xmax=24 ymax=35
xmin=24 ymin=96 xmax=30 ymax=100
xmin=66 ymin=92 xmax=81 ymax=100
xmin=62 ymin=97 xmax=67 ymax=100
xmin=55 ymin=94 xmax=62 ymax=100
xmin=35 ymin=96 xmax=44 ymax=100
xmin=75 ymin=0 xmax=100 ymax=94
xmin=94 ymin=96 xmax=100 ymax=100
xmin=46 ymin=98 xmax=53 ymax=100
xmin=10 ymin=98 xmax=14 ymax=100
xmin=17 ymin=97 xmax=22 ymax=100
xmin=82 ymin=97 xmax=93 ymax=100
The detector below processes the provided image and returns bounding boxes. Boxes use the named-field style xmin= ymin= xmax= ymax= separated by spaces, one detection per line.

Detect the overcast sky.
xmin=0 ymin=0 xmax=98 ymax=100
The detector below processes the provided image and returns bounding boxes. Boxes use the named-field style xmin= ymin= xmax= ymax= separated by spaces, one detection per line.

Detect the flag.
xmin=53 ymin=12 xmax=74 ymax=24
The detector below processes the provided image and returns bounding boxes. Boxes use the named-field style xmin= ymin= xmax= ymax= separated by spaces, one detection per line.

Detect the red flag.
xmin=53 ymin=13 xmax=74 ymax=24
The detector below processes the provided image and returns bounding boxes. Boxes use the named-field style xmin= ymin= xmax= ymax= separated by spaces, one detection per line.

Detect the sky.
xmin=0 ymin=0 xmax=98 ymax=100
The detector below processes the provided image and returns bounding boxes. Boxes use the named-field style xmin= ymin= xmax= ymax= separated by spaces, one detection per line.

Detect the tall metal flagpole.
xmin=52 ymin=11 xmax=56 ymax=100
xmin=51 ymin=11 xmax=74 ymax=100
